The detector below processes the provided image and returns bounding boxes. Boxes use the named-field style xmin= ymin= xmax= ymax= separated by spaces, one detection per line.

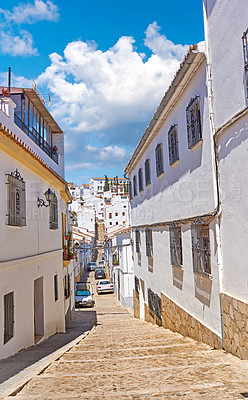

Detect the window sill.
xmin=170 ymin=159 xmax=179 ymax=167
xmin=194 ymin=271 xmax=213 ymax=280
xmin=189 ymin=138 xmax=203 ymax=151
xmin=146 ymin=183 xmax=151 ymax=188
xmin=172 ymin=264 xmax=183 ymax=270
xmin=157 ymin=172 xmax=164 ymax=179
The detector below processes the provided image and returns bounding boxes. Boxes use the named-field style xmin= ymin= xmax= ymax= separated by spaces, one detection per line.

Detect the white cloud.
xmin=66 ymin=162 xmax=100 ymax=171
xmin=0 ymin=30 xmax=38 ymax=56
xmin=86 ymin=145 xmax=131 ymax=161
xmin=37 ymin=23 xmax=189 ymax=135
xmin=0 ymin=0 xmax=59 ymax=25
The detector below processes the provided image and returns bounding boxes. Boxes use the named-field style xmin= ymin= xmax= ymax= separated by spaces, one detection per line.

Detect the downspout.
xmin=203 ymin=0 xmax=224 ymax=349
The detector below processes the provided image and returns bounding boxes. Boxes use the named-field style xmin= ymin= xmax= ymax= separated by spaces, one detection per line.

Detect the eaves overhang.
xmin=124 ymin=44 xmax=205 ymax=175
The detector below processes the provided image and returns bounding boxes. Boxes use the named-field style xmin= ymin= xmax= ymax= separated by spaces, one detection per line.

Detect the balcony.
xmin=14 ymin=113 xmax=58 ymax=164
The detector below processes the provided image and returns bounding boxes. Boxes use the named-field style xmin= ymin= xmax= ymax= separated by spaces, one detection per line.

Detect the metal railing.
xmin=14 ymin=113 xmax=59 ymax=164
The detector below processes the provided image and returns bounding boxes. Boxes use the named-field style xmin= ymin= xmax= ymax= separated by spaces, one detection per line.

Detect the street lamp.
xmin=37 ymin=188 xmax=54 ymax=208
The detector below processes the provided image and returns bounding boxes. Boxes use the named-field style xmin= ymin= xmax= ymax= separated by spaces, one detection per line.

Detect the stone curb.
xmin=0 ymin=325 xmax=96 ymax=399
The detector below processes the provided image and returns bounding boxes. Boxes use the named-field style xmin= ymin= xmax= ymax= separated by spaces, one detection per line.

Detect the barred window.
xmin=186 ymin=96 xmax=202 ymax=149
xmin=54 ymin=274 xmax=58 ymax=302
xmin=133 ymin=175 xmax=137 ymax=197
xmin=155 ymin=143 xmax=164 ymax=177
xmin=64 ymin=274 xmax=70 ymax=299
xmin=145 ymin=159 xmax=151 ymax=186
xmin=145 ymin=229 xmax=153 ymax=257
xmin=148 ymin=288 xmax=161 ymax=321
xmin=169 ymin=225 xmax=183 ymax=267
xmin=168 ymin=125 xmax=179 ymax=165
xmin=129 ymin=181 xmax=133 ymax=200
xmin=242 ymin=29 xmax=248 ymax=97
xmin=49 ymin=193 xmax=58 ymax=230
xmin=135 ymin=230 xmax=140 ymax=253
xmin=134 ymin=276 xmax=139 ymax=293
xmin=191 ymin=221 xmax=211 ymax=276
xmin=138 ymin=168 xmax=143 ymax=192
xmin=4 ymin=292 xmax=14 ymax=344
xmin=6 ymin=169 xmax=26 ymax=226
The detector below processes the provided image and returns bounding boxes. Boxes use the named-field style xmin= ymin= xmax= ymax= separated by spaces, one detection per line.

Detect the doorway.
xmin=34 ymin=277 xmax=44 ymax=344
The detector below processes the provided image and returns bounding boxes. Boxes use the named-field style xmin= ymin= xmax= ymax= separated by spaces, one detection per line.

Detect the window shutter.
xmin=6 ymin=169 xmax=26 ymax=227
xmin=135 ymin=230 xmax=140 ymax=253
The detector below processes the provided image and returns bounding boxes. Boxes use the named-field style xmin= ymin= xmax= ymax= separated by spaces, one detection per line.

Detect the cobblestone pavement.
xmin=3 ymin=272 xmax=248 ymax=399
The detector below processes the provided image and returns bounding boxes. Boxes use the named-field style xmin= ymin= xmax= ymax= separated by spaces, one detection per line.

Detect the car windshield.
xmin=96 ymin=269 xmax=104 ymax=273
xmin=99 ymin=281 xmax=111 ymax=285
xmin=76 ymin=290 xmax=90 ymax=296
xmin=90 ymin=262 xmax=96 ymax=266
xmin=98 ymin=261 xmax=104 ymax=264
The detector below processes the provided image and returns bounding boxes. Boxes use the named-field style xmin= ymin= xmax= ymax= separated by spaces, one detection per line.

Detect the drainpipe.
xmin=203 ymin=0 xmax=224 ymax=349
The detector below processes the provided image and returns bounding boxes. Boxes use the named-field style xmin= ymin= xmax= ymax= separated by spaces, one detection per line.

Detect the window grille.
xmin=186 ymin=96 xmax=202 ymax=149
xmin=138 ymin=168 xmax=143 ymax=192
xmin=145 ymin=159 xmax=151 ymax=186
xmin=64 ymin=274 xmax=70 ymax=299
xmin=134 ymin=276 xmax=139 ymax=293
xmin=155 ymin=143 xmax=164 ymax=177
xmin=49 ymin=193 xmax=58 ymax=230
xmin=54 ymin=274 xmax=58 ymax=302
xmin=169 ymin=225 xmax=183 ymax=267
xmin=129 ymin=181 xmax=133 ymax=199
xmin=4 ymin=292 xmax=14 ymax=344
xmin=145 ymin=229 xmax=153 ymax=257
xmin=135 ymin=230 xmax=140 ymax=253
xmin=133 ymin=175 xmax=137 ymax=197
xmin=168 ymin=125 xmax=179 ymax=165
xmin=148 ymin=288 xmax=161 ymax=321
xmin=6 ymin=169 xmax=26 ymax=226
xmin=242 ymin=29 xmax=248 ymax=97
xmin=191 ymin=220 xmax=211 ymax=276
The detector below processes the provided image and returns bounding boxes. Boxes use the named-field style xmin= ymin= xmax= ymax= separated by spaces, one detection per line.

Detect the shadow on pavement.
xmin=0 ymin=308 xmax=97 ymax=385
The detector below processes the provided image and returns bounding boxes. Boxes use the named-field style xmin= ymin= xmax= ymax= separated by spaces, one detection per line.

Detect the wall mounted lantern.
xmin=37 ymin=188 xmax=54 ymax=208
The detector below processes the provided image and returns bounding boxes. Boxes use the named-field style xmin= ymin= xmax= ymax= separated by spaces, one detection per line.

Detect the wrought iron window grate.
xmin=191 ymin=220 xmax=211 ymax=276
xmin=148 ymin=288 xmax=161 ymax=321
xmin=54 ymin=274 xmax=58 ymax=302
xmin=135 ymin=230 xmax=140 ymax=253
xmin=145 ymin=159 xmax=151 ymax=186
xmin=186 ymin=96 xmax=202 ymax=149
xmin=138 ymin=168 xmax=143 ymax=192
xmin=4 ymin=292 xmax=14 ymax=344
xmin=145 ymin=229 xmax=153 ymax=258
xmin=49 ymin=193 xmax=58 ymax=230
xmin=133 ymin=175 xmax=137 ymax=197
xmin=155 ymin=143 xmax=164 ymax=177
xmin=169 ymin=224 xmax=183 ymax=267
xmin=134 ymin=276 xmax=139 ymax=293
xmin=6 ymin=169 xmax=26 ymax=227
xmin=168 ymin=125 xmax=179 ymax=165
xmin=242 ymin=29 xmax=248 ymax=97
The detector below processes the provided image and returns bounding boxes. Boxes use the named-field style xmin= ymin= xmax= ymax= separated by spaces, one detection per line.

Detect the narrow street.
xmin=1 ymin=272 xmax=247 ymax=400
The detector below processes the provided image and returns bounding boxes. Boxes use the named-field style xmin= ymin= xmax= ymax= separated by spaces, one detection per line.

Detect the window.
xmin=54 ymin=274 xmax=58 ymax=302
xmin=110 ymin=222 xmax=112 ymax=225
xmin=129 ymin=181 xmax=133 ymax=200
xmin=133 ymin=175 xmax=137 ymax=197
xmin=145 ymin=159 xmax=151 ymax=186
xmin=242 ymin=29 xmax=248 ymax=97
xmin=123 ymin=221 xmax=126 ymax=225
xmin=148 ymin=288 xmax=161 ymax=321
xmin=115 ymin=212 xmax=118 ymax=216
xmin=138 ymin=168 xmax=143 ymax=192
xmin=6 ymin=169 xmax=26 ymax=227
xmin=50 ymin=193 xmax=58 ymax=230
xmin=64 ymin=274 xmax=70 ymax=299
xmin=4 ymin=292 xmax=14 ymax=344
xmin=155 ymin=144 xmax=164 ymax=177
xmin=122 ymin=212 xmax=125 ymax=216
xmin=109 ymin=213 xmax=112 ymax=218
xmin=191 ymin=220 xmax=211 ymax=276
xmin=186 ymin=96 xmax=202 ymax=149
xmin=135 ymin=230 xmax=140 ymax=253
xmin=169 ymin=225 xmax=183 ymax=267
xmin=145 ymin=229 xmax=153 ymax=257
xmin=168 ymin=125 xmax=179 ymax=165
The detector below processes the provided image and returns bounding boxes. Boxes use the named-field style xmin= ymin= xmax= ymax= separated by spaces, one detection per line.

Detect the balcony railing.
xmin=14 ymin=113 xmax=58 ymax=164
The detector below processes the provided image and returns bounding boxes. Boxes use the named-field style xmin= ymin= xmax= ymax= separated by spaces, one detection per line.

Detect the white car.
xmin=97 ymin=280 xmax=114 ymax=294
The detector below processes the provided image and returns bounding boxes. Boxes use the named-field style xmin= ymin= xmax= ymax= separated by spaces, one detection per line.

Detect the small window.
xmin=138 ymin=168 xmax=143 ymax=192
xmin=50 ymin=193 xmax=58 ymax=230
xmin=169 ymin=225 xmax=183 ymax=267
xmin=110 ymin=222 xmax=112 ymax=225
xmin=145 ymin=159 xmax=151 ymax=186
xmin=133 ymin=175 xmax=137 ymax=197
xmin=109 ymin=213 xmax=112 ymax=218
xmin=242 ymin=29 xmax=248 ymax=97
xmin=135 ymin=230 xmax=140 ymax=253
xmin=123 ymin=221 xmax=126 ymax=225
xmin=116 ymin=222 xmax=118 ymax=225
xmin=191 ymin=220 xmax=211 ymax=276
xmin=115 ymin=212 xmax=118 ymax=216
xmin=54 ymin=274 xmax=58 ymax=302
xmin=186 ymin=96 xmax=202 ymax=149
xmin=4 ymin=292 xmax=14 ymax=344
xmin=145 ymin=229 xmax=153 ymax=257
xmin=155 ymin=144 xmax=164 ymax=177
xmin=64 ymin=274 xmax=70 ymax=299
xmin=168 ymin=125 xmax=179 ymax=165
xmin=129 ymin=181 xmax=133 ymax=200
xmin=122 ymin=212 xmax=125 ymax=216
xmin=6 ymin=169 xmax=26 ymax=226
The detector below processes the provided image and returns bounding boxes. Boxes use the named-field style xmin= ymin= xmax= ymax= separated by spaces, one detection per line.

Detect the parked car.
xmin=87 ymin=261 xmax=97 ymax=271
xmin=75 ymin=282 xmax=94 ymax=307
xmin=98 ymin=260 xmax=105 ymax=268
xmin=97 ymin=279 xmax=114 ymax=294
xmin=95 ymin=269 xmax=106 ymax=279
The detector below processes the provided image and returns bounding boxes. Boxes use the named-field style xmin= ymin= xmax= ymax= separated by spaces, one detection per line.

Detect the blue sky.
xmin=0 ymin=0 xmax=204 ymax=184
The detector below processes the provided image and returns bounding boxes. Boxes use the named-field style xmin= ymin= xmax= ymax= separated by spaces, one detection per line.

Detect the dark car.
xmin=87 ymin=262 xmax=97 ymax=271
xmin=95 ymin=269 xmax=106 ymax=279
